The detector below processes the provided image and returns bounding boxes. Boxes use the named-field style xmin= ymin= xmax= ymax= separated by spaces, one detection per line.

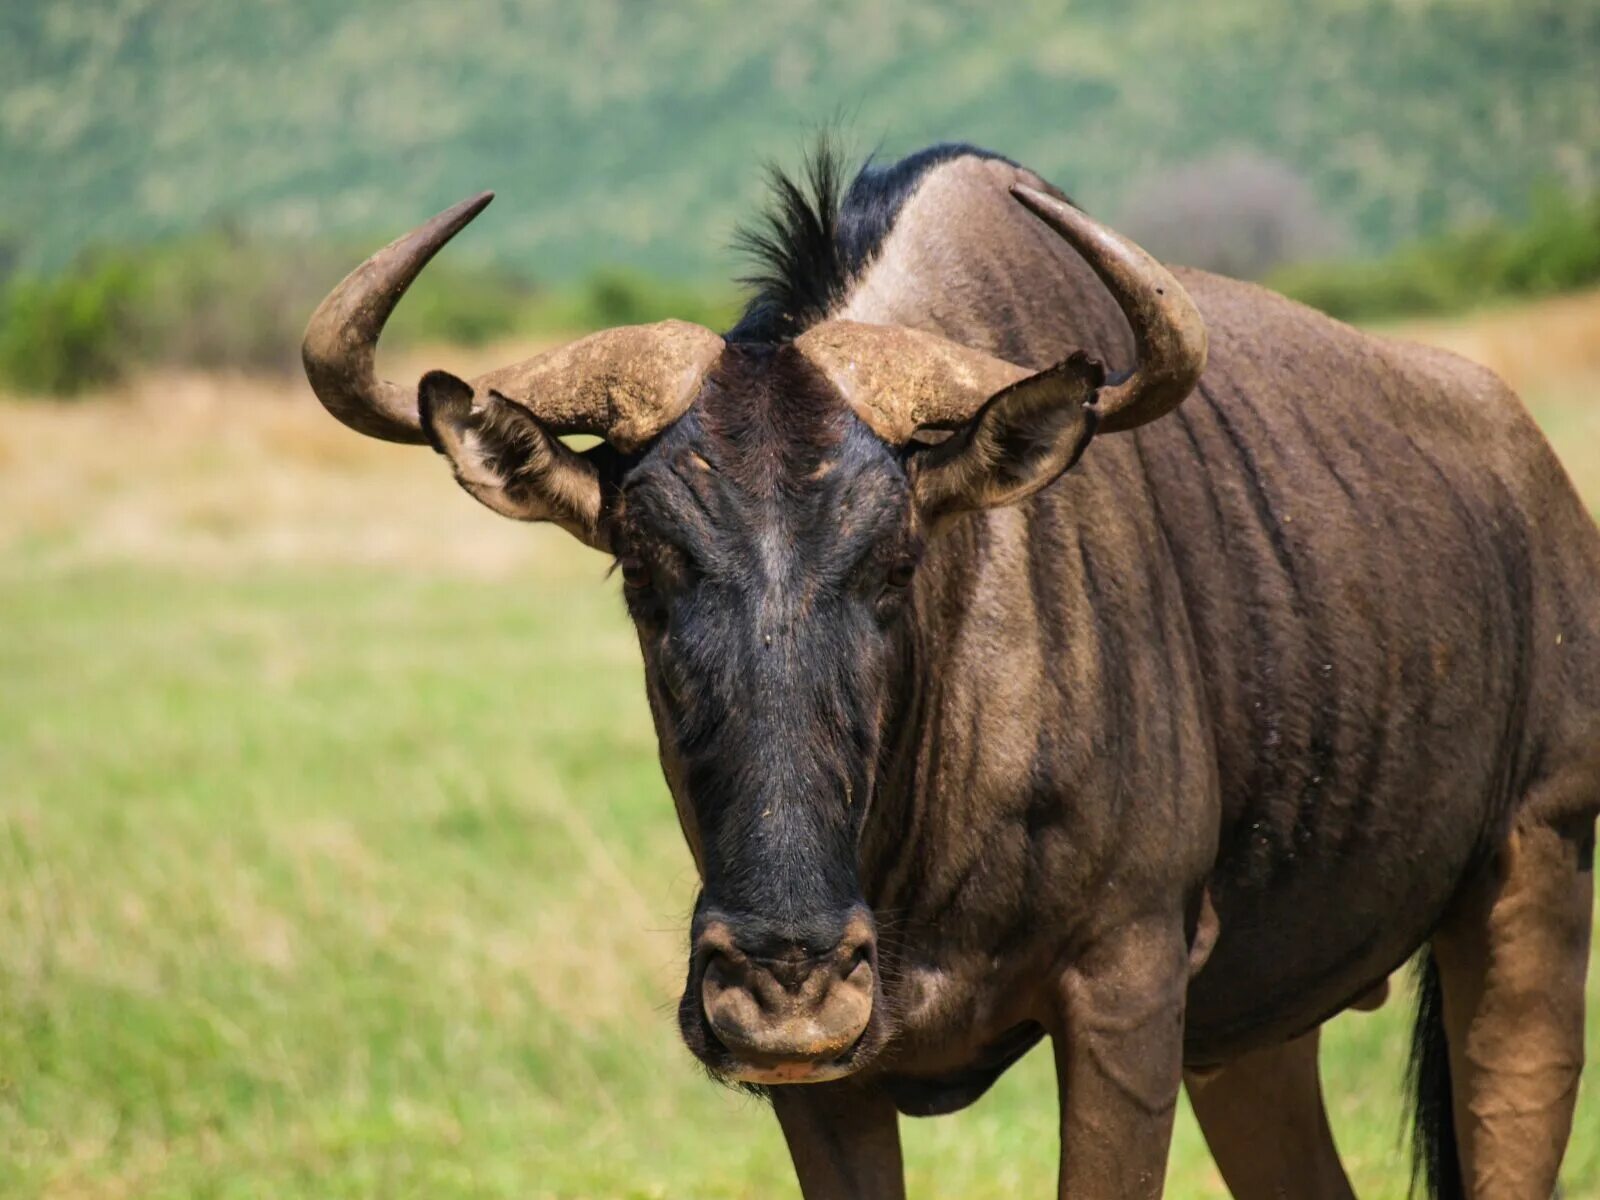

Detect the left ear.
xmin=418 ymin=369 xmax=615 ymax=552
xmin=910 ymin=351 xmax=1104 ymax=522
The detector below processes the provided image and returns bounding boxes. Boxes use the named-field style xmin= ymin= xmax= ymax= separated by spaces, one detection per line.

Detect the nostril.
xmin=701 ymin=948 xmax=738 ymax=986
xmin=697 ymin=911 xmax=878 ymax=988
xmin=837 ymin=913 xmax=876 ymax=966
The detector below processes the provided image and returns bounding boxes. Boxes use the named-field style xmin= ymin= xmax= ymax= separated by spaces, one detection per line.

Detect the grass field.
xmin=2 ymin=295 xmax=1599 ymax=1198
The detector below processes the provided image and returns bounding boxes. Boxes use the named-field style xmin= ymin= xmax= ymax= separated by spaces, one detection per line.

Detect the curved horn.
xmin=304 ymin=194 xmax=725 ymax=451
xmin=1010 ymin=184 xmax=1207 ymax=433
xmin=471 ymin=320 xmax=725 ymax=453
xmin=303 ymin=192 xmax=495 ymax=443
xmin=796 ymin=198 xmax=1206 ymax=445
xmin=793 ymin=321 xmax=1035 ymax=444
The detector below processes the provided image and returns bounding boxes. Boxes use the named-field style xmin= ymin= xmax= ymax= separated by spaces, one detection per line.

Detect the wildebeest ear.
xmin=909 ymin=352 xmax=1103 ymax=522
xmin=418 ymin=369 xmax=613 ymax=552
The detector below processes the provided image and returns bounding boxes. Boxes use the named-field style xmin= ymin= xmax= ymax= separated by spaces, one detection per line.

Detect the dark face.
xmin=607 ymin=345 xmax=920 ymax=1083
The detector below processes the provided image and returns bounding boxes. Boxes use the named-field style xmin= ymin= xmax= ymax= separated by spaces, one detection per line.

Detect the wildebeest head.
xmin=302 ymin=183 xmax=1205 ymax=1084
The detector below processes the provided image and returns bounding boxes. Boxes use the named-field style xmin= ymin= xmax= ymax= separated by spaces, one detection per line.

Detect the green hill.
xmin=4 ymin=0 xmax=1599 ymax=283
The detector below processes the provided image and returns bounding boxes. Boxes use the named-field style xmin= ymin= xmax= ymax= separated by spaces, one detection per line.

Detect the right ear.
xmin=418 ymin=370 xmax=613 ymax=552
xmin=908 ymin=352 xmax=1103 ymax=524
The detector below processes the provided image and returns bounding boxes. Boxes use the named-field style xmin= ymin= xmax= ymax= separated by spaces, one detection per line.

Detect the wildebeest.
xmin=302 ymin=143 xmax=1600 ymax=1198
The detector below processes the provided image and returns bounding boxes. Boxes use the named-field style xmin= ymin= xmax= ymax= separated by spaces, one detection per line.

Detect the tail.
xmin=1406 ymin=948 xmax=1464 ymax=1199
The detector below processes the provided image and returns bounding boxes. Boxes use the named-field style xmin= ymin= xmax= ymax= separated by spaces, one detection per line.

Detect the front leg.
xmin=771 ymin=1079 xmax=906 ymax=1200
xmin=1053 ymin=919 xmax=1189 ymax=1199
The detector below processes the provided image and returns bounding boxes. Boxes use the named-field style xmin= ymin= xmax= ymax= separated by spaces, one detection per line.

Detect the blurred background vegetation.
xmin=3 ymin=3 xmax=1600 ymax=1198
xmin=4 ymin=0 xmax=1600 ymax=394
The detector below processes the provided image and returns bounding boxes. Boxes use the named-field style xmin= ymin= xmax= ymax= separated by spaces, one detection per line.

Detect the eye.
xmin=620 ymin=556 xmax=653 ymax=590
xmin=885 ymin=557 xmax=917 ymax=590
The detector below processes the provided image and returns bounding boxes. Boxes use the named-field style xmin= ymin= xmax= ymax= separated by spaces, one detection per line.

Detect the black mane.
xmin=726 ymin=140 xmax=1018 ymax=345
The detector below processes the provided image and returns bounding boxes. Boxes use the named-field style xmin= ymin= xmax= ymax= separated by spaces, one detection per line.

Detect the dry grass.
xmin=0 ymin=337 xmax=592 ymax=579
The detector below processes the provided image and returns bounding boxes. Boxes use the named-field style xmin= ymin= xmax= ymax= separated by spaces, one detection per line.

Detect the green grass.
xmin=2 ymin=551 xmax=1596 ymax=1198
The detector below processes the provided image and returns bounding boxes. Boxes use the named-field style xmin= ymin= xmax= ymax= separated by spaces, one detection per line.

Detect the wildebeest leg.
xmin=1430 ymin=810 xmax=1594 ymax=1198
xmin=771 ymin=1079 xmax=905 ymax=1200
xmin=1185 ymin=1028 xmax=1357 ymax=1200
xmin=1052 ymin=920 xmax=1190 ymax=1199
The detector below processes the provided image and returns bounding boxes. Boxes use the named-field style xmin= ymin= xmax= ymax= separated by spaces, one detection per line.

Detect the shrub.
xmin=0 ymin=228 xmax=537 ymax=396
xmin=1271 ymin=189 xmax=1600 ymax=322
xmin=0 ymin=258 xmax=142 ymax=395
xmin=574 ymin=268 xmax=738 ymax=332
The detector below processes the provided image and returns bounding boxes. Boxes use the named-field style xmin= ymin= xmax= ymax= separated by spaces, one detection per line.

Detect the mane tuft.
xmin=727 ymin=139 xmax=1023 ymax=344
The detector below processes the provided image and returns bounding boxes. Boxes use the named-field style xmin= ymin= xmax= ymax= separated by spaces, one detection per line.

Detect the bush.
xmin=0 ymin=228 xmax=538 ymax=397
xmin=1271 ymin=188 xmax=1600 ymax=322
xmin=543 ymin=268 xmax=737 ymax=332
xmin=0 ymin=258 xmax=142 ymax=394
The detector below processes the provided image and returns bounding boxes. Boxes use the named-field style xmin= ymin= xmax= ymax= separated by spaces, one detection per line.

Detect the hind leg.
xmin=1431 ymin=804 xmax=1595 ymax=1198
xmin=1186 ymin=1027 xmax=1357 ymax=1200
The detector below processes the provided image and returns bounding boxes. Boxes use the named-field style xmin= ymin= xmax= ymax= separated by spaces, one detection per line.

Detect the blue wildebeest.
xmin=302 ymin=144 xmax=1599 ymax=1199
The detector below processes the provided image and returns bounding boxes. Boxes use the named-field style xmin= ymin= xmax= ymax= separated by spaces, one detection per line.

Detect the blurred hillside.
xmin=5 ymin=0 xmax=1599 ymax=282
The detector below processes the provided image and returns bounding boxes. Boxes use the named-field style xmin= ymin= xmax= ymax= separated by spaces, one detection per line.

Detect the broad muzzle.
xmin=688 ymin=910 xmax=878 ymax=1084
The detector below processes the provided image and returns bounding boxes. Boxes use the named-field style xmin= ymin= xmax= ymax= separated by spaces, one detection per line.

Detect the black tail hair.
xmin=1407 ymin=948 xmax=1464 ymax=1199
